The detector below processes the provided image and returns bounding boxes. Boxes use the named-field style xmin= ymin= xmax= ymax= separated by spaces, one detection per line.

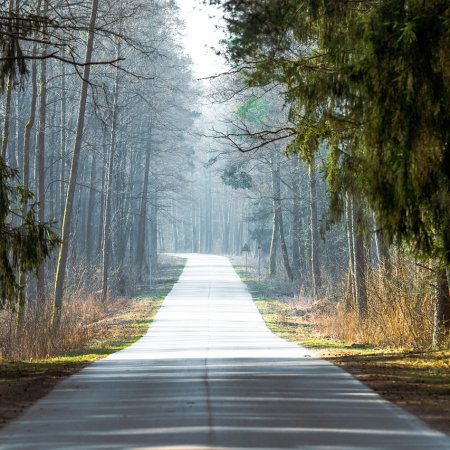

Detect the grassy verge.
xmin=0 ymin=256 xmax=186 ymax=428
xmin=232 ymin=260 xmax=450 ymax=435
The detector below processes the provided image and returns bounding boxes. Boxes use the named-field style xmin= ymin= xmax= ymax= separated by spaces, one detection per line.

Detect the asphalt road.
xmin=1 ymin=254 xmax=449 ymax=449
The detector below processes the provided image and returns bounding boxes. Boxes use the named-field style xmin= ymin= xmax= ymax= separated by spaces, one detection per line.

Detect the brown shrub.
xmin=312 ymin=258 xmax=436 ymax=349
xmin=0 ymin=292 xmax=134 ymax=362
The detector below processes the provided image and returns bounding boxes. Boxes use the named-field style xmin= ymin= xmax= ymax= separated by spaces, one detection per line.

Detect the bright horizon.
xmin=177 ymin=0 xmax=228 ymax=79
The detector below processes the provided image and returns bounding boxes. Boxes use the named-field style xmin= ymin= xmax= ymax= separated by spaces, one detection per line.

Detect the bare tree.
xmin=52 ymin=0 xmax=99 ymax=328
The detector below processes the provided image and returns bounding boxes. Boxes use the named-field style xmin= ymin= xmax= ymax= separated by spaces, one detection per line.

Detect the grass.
xmin=0 ymin=256 xmax=186 ymax=427
xmin=231 ymin=259 xmax=450 ymax=435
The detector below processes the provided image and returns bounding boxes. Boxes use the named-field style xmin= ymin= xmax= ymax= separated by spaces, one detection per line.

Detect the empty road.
xmin=1 ymin=254 xmax=449 ymax=449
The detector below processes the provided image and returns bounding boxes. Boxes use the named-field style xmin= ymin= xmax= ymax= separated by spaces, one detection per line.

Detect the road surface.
xmin=1 ymin=254 xmax=449 ymax=449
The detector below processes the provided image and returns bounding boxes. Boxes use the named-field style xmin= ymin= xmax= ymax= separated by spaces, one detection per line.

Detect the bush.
xmin=314 ymin=258 xmax=437 ymax=349
xmin=0 ymin=293 xmax=134 ymax=361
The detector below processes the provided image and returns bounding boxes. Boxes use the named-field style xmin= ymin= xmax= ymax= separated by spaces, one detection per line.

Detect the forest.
xmin=0 ymin=0 xmax=449 ymax=438
xmin=0 ymin=0 xmax=204 ymax=357
xmin=0 ymin=0 xmax=450 ymax=442
xmin=206 ymin=0 xmax=450 ymax=351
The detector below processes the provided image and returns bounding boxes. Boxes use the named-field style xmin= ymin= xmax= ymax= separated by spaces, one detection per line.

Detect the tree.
xmin=308 ymin=155 xmax=321 ymax=297
xmin=101 ymin=39 xmax=121 ymax=302
xmin=0 ymin=0 xmax=200 ymax=356
xmin=0 ymin=158 xmax=59 ymax=310
xmin=52 ymin=0 xmax=100 ymax=328
xmin=354 ymin=0 xmax=450 ymax=341
xmin=0 ymin=0 xmax=124 ymax=91
xmin=216 ymin=0 xmax=450 ymax=339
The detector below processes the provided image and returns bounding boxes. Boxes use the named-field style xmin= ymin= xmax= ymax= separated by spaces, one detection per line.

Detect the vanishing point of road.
xmin=1 ymin=254 xmax=449 ymax=449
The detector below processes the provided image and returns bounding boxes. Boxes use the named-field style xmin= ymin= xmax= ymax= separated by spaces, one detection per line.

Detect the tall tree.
xmin=101 ymin=45 xmax=121 ymax=303
xmin=291 ymin=155 xmax=302 ymax=281
xmin=308 ymin=156 xmax=321 ymax=297
xmin=36 ymin=31 xmax=48 ymax=302
xmin=53 ymin=0 xmax=99 ymax=327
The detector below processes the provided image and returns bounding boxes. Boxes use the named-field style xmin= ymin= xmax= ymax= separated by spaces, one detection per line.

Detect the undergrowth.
xmin=0 ymin=255 xmax=186 ymax=362
xmin=232 ymin=254 xmax=447 ymax=350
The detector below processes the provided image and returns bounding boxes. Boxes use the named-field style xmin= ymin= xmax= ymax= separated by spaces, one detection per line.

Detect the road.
xmin=1 ymin=254 xmax=449 ymax=449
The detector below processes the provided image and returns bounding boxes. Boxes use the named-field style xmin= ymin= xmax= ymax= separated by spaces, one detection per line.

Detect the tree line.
xmin=1 ymin=0 xmax=449 ymax=354
xmin=0 ymin=0 xmax=198 ymax=349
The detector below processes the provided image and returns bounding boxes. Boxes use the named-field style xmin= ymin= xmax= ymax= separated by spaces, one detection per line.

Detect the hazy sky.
xmin=177 ymin=0 xmax=228 ymax=79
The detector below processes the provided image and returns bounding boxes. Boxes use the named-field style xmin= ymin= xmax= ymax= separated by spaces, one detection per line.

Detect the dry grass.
xmin=233 ymin=253 xmax=444 ymax=349
xmin=1 ymin=255 xmax=186 ymax=363
xmin=0 ymin=295 xmax=153 ymax=362
xmin=0 ymin=297 xmax=160 ymax=427
xmin=314 ymin=258 xmax=438 ymax=349
xmin=232 ymin=256 xmax=450 ymax=434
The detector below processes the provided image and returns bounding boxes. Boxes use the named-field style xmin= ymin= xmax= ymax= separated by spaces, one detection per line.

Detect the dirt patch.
xmin=0 ymin=362 xmax=88 ymax=427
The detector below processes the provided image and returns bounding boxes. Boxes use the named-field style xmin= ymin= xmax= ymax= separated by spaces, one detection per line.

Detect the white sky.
xmin=176 ymin=0 xmax=228 ymax=79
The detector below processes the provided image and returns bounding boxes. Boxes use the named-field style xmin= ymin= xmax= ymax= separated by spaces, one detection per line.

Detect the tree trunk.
xmin=269 ymin=211 xmax=279 ymax=279
xmin=36 ymin=51 xmax=47 ymax=302
xmin=278 ymin=206 xmax=294 ymax=282
xmin=269 ymin=151 xmax=279 ymax=277
xmin=59 ymin=62 xmax=67 ymax=222
xmin=114 ymin=145 xmax=128 ymax=296
xmin=191 ymin=203 xmax=197 ymax=252
xmin=272 ymin=153 xmax=293 ymax=281
xmin=16 ymin=6 xmax=40 ymax=332
xmin=1 ymin=72 xmax=13 ymax=160
xmin=1 ymin=0 xmax=20 ymax=163
xmin=235 ymin=219 xmax=243 ymax=255
xmin=373 ymin=211 xmax=391 ymax=270
xmin=291 ymin=155 xmax=302 ymax=280
xmin=49 ymin=103 xmax=57 ymax=220
xmin=172 ymin=201 xmax=178 ymax=252
xmin=136 ymin=139 xmax=151 ymax=281
xmin=352 ymin=197 xmax=368 ymax=320
xmin=101 ymin=55 xmax=120 ymax=303
xmin=433 ymin=267 xmax=450 ymax=348
xmin=85 ymin=152 xmax=97 ymax=262
xmin=309 ymin=156 xmax=321 ymax=297
xmin=345 ymin=192 xmax=355 ymax=310
xmin=53 ymin=0 xmax=99 ymax=327
xmin=22 ymin=56 xmax=38 ymax=216
xmin=100 ymin=141 xmax=115 ymax=301
xmin=149 ymin=194 xmax=158 ymax=273
xmin=15 ymin=89 xmax=23 ymax=172
xmin=206 ymin=168 xmax=212 ymax=253
xmin=96 ymin=126 xmax=108 ymax=261
xmin=222 ymin=190 xmax=231 ymax=254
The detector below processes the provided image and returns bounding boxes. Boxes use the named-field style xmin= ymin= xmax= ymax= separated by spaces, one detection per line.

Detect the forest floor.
xmin=231 ymin=259 xmax=450 ymax=436
xmin=0 ymin=257 xmax=186 ymax=429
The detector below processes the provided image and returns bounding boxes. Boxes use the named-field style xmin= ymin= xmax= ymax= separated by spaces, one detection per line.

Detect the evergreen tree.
xmin=0 ymin=158 xmax=59 ymax=309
